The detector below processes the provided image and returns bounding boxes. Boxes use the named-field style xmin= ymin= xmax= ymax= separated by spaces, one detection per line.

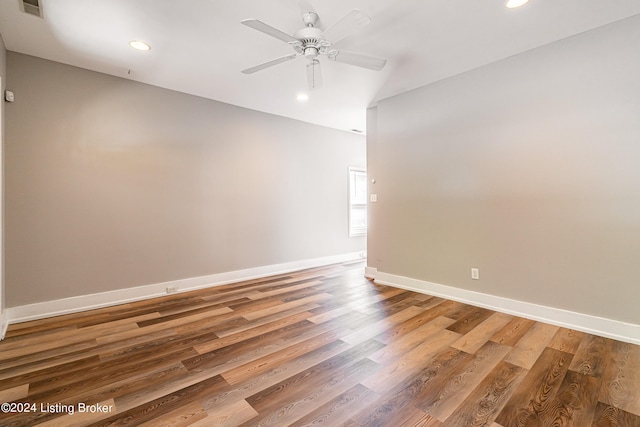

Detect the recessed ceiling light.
xmin=129 ymin=40 xmax=151 ymax=51
xmin=296 ymin=93 xmax=309 ymax=101
xmin=506 ymin=0 xmax=529 ymax=8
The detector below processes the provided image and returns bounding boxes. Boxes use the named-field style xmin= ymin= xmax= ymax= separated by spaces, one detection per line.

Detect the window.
xmin=348 ymin=167 xmax=367 ymax=236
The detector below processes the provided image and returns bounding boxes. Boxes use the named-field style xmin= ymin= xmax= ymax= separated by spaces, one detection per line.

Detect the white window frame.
xmin=348 ymin=166 xmax=367 ymax=237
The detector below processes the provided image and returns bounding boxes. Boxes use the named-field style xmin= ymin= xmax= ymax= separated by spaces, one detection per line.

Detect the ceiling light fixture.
xmin=506 ymin=0 xmax=529 ymax=8
xmin=296 ymin=93 xmax=309 ymax=101
xmin=129 ymin=40 xmax=151 ymax=51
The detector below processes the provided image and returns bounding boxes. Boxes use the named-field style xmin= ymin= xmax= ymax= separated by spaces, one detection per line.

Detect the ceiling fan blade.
xmin=329 ymin=51 xmax=387 ymax=71
xmin=242 ymin=54 xmax=298 ymax=74
xmin=320 ymin=10 xmax=371 ymax=44
xmin=241 ymin=18 xmax=300 ymax=45
xmin=306 ymin=59 xmax=323 ymax=90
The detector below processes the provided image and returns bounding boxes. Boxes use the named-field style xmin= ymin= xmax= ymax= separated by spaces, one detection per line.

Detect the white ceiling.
xmin=1 ymin=0 xmax=639 ymax=132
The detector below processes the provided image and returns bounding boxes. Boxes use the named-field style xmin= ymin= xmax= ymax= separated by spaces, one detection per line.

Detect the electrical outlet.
xmin=471 ymin=268 xmax=479 ymax=280
xmin=166 ymin=286 xmax=179 ymax=294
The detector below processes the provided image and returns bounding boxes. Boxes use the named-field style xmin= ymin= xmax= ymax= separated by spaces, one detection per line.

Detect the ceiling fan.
xmin=241 ymin=10 xmax=387 ymax=90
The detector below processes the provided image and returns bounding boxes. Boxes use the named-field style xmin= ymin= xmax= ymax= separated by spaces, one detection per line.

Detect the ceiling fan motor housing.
xmin=294 ymin=26 xmax=329 ymax=59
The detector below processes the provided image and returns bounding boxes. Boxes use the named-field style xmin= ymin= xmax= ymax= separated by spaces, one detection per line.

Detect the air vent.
xmin=21 ymin=0 xmax=43 ymax=18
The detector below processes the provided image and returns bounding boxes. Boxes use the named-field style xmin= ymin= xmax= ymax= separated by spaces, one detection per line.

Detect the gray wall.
xmin=0 ymin=35 xmax=6 ymax=319
xmin=5 ymin=52 xmax=365 ymax=307
xmin=366 ymin=107 xmax=379 ymax=275
xmin=369 ymin=15 xmax=640 ymax=325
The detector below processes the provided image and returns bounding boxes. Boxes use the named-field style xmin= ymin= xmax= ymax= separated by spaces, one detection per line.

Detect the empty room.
xmin=1 ymin=0 xmax=639 ymax=426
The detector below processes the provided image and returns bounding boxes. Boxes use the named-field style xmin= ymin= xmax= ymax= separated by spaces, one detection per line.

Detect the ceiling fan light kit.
xmin=241 ymin=9 xmax=387 ymax=90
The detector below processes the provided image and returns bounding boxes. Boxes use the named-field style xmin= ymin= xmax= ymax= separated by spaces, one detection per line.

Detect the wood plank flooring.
xmin=1 ymin=261 xmax=639 ymax=426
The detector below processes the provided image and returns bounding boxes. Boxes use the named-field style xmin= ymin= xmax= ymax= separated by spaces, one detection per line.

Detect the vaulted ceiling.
xmin=1 ymin=0 xmax=639 ymax=132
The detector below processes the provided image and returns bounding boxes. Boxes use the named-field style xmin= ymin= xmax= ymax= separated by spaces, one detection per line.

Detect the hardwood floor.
xmin=1 ymin=261 xmax=639 ymax=426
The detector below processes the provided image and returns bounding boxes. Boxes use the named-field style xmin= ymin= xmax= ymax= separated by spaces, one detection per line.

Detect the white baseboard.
xmin=364 ymin=266 xmax=377 ymax=280
xmin=0 ymin=310 xmax=8 ymax=340
xmin=4 ymin=252 xmax=364 ymax=328
xmin=372 ymin=270 xmax=640 ymax=345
